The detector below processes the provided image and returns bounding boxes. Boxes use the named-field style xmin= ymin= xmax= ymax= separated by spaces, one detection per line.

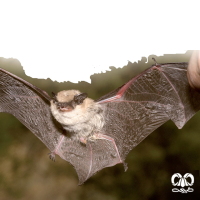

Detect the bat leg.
xmin=48 ymin=152 xmax=56 ymax=162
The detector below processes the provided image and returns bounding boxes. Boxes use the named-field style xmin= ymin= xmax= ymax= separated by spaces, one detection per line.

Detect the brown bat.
xmin=0 ymin=59 xmax=200 ymax=185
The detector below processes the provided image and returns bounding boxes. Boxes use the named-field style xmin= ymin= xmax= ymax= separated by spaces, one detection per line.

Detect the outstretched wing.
xmin=56 ymin=62 xmax=200 ymax=185
xmin=1 ymin=62 xmax=200 ymax=185
xmin=0 ymin=67 xmax=120 ymax=185
xmin=95 ymin=62 xmax=200 ymax=169
xmin=0 ymin=68 xmax=63 ymax=152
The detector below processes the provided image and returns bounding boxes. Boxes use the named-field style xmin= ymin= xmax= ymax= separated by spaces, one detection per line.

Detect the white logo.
xmin=171 ymin=173 xmax=194 ymax=193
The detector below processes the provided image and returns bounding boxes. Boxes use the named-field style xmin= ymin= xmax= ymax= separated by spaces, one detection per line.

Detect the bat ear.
xmin=52 ymin=92 xmax=56 ymax=97
xmin=52 ymin=92 xmax=57 ymax=102
xmin=74 ymin=93 xmax=87 ymax=105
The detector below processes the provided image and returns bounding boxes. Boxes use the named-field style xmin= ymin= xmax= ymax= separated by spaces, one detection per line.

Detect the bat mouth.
xmin=55 ymin=102 xmax=74 ymax=112
xmin=59 ymin=106 xmax=73 ymax=112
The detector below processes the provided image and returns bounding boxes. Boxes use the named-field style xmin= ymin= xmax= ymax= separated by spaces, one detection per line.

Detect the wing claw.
xmin=152 ymin=57 xmax=159 ymax=65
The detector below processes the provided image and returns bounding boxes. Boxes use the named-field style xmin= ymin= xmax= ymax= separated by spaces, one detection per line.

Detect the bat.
xmin=0 ymin=59 xmax=200 ymax=185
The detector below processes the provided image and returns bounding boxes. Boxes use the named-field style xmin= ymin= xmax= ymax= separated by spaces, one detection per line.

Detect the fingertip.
xmin=187 ymin=50 xmax=200 ymax=91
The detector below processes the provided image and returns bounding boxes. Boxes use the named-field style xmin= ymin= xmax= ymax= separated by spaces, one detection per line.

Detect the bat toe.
xmin=48 ymin=152 xmax=56 ymax=162
xmin=80 ymin=137 xmax=87 ymax=144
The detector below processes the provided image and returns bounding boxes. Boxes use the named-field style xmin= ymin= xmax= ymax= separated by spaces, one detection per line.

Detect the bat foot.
xmin=80 ymin=137 xmax=87 ymax=144
xmin=48 ymin=152 xmax=56 ymax=162
xmin=123 ymin=162 xmax=128 ymax=172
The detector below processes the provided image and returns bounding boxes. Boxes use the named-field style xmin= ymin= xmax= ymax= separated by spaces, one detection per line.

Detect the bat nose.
xmin=59 ymin=106 xmax=73 ymax=112
xmin=56 ymin=103 xmax=73 ymax=112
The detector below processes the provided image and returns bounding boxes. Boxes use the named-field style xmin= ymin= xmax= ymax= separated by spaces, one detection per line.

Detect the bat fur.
xmin=50 ymin=90 xmax=105 ymax=142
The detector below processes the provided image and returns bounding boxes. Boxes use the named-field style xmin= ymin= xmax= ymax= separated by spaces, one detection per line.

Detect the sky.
xmin=0 ymin=50 xmax=186 ymax=83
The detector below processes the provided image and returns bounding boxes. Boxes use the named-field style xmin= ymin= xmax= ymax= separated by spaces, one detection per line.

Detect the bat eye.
xmin=74 ymin=93 xmax=87 ymax=105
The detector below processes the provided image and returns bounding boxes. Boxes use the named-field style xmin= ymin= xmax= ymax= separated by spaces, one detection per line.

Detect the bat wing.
xmin=1 ymin=62 xmax=200 ymax=185
xmin=94 ymin=62 xmax=200 ymax=170
xmin=0 ymin=68 xmax=63 ymax=152
xmin=56 ymin=62 xmax=200 ymax=185
xmin=0 ymin=67 xmax=121 ymax=185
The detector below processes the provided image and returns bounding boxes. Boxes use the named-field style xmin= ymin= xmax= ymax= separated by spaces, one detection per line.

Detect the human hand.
xmin=187 ymin=50 xmax=200 ymax=91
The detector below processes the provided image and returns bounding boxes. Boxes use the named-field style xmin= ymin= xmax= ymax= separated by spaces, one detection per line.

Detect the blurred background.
xmin=0 ymin=51 xmax=200 ymax=200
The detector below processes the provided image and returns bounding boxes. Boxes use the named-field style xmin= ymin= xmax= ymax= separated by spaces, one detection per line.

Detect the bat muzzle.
xmin=55 ymin=102 xmax=74 ymax=112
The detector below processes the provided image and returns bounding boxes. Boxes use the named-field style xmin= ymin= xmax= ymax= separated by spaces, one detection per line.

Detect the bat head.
xmin=51 ymin=90 xmax=88 ymax=112
xmin=50 ymin=89 xmax=104 ymax=142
